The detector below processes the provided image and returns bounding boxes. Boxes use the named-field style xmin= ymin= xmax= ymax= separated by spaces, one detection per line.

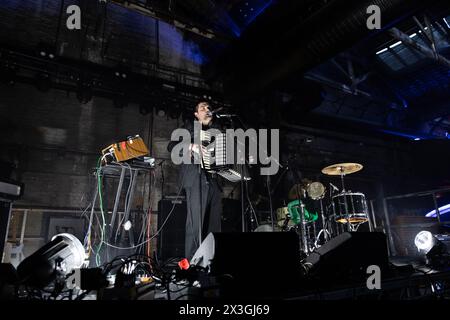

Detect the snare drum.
xmin=332 ymin=192 xmax=368 ymax=224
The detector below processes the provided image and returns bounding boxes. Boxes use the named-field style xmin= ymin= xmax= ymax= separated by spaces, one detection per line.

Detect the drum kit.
xmin=254 ymin=162 xmax=371 ymax=256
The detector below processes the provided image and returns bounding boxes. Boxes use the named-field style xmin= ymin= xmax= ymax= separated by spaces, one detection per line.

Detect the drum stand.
xmin=299 ymin=202 xmax=309 ymax=254
xmin=338 ymin=170 xmax=354 ymax=233
xmin=315 ymin=199 xmax=331 ymax=246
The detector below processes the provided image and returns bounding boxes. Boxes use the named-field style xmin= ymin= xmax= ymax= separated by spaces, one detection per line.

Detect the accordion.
xmin=199 ymin=130 xmax=249 ymax=183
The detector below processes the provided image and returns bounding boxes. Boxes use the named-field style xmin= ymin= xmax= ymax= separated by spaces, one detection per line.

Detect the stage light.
xmin=414 ymin=231 xmax=450 ymax=268
xmin=425 ymin=203 xmax=450 ymax=218
xmin=17 ymin=233 xmax=86 ymax=288
xmin=123 ymin=220 xmax=132 ymax=231
xmin=425 ymin=234 xmax=450 ymax=268
xmin=414 ymin=231 xmax=435 ymax=253
xmin=114 ymin=65 xmax=129 ymax=80
xmin=389 ymin=41 xmax=402 ymax=49
xmin=376 ymin=48 xmax=388 ymax=55
xmin=36 ymin=43 xmax=56 ymax=60
xmin=443 ymin=17 xmax=450 ymax=29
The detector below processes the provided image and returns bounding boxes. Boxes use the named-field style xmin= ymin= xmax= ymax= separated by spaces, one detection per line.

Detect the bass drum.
xmin=254 ymin=224 xmax=277 ymax=232
xmin=252 ymin=210 xmax=280 ymax=232
xmin=332 ymin=192 xmax=368 ymax=224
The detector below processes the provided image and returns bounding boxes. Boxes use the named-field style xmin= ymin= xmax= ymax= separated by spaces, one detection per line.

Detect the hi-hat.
xmin=321 ymin=163 xmax=363 ymax=176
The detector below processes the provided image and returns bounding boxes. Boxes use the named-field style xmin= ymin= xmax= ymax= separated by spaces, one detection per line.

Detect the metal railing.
xmin=370 ymin=187 xmax=450 ymax=256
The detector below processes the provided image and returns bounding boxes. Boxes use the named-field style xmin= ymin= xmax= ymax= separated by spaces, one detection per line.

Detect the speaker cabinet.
xmin=191 ymin=232 xmax=303 ymax=296
xmin=305 ymin=232 xmax=389 ymax=284
xmin=157 ymin=198 xmax=186 ymax=261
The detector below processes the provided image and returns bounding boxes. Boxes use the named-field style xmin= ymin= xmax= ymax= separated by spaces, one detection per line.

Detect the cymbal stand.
xmin=339 ymin=168 xmax=346 ymax=192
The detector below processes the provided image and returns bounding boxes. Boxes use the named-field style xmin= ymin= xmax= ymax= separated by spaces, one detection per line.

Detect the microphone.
xmin=207 ymin=107 xmax=237 ymax=118
xmin=206 ymin=107 xmax=223 ymax=117
xmin=215 ymin=113 xmax=237 ymax=118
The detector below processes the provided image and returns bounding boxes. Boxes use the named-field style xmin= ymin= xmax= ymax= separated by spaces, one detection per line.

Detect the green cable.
xmin=95 ymin=157 xmax=107 ymax=266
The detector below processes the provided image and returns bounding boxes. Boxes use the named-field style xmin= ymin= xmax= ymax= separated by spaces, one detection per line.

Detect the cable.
xmin=115 ymin=163 xmax=134 ymax=242
xmin=95 ymin=157 xmax=107 ymax=266
xmin=102 ymin=168 xmax=187 ymax=250
xmin=146 ymin=170 xmax=156 ymax=260
xmin=137 ymin=172 xmax=153 ymax=251
xmin=244 ymin=180 xmax=259 ymax=228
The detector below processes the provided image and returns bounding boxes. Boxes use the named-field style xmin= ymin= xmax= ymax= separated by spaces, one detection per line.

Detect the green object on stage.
xmin=287 ymin=200 xmax=318 ymax=224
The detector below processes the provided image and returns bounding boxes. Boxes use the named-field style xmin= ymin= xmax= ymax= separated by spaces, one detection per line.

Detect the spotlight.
xmin=414 ymin=231 xmax=435 ymax=254
xmin=113 ymin=64 xmax=129 ymax=81
xmin=414 ymin=231 xmax=450 ymax=268
xmin=426 ymin=234 xmax=450 ymax=268
xmin=17 ymin=233 xmax=85 ymax=288
xmin=123 ymin=220 xmax=132 ymax=231
xmin=36 ymin=42 xmax=56 ymax=60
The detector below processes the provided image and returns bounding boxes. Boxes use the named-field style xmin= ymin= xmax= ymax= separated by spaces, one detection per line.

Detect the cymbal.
xmin=288 ymin=184 xmax=307 ymax=200
xmin=321 ymin=163 xmax=363 ymax=176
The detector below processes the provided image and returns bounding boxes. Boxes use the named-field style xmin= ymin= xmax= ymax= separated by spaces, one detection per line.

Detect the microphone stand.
xmin=232 ymin=114 xmax=283 ymax=233
xmin=197 ymin=126 xmax=204 ymax=256
xmin=226 ymin=115 xmax=247 ymax=232
xmin=215 ymin=113 xmax=282 ymax=233
xmin=216 ymin=113 xmax=255 ymax=232
xmin=290 ymin=164 xmax=310 ymax=255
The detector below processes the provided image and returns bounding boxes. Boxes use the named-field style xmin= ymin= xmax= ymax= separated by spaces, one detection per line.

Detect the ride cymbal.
xmin=321 ymin=163 xmax=363 ymax=176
